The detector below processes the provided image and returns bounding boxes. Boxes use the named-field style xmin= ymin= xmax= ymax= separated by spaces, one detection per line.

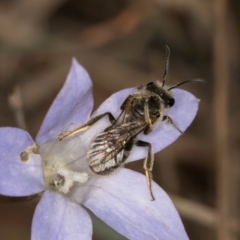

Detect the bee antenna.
xmin=168 ymin=78 xmax=207 ymax=91
xmin=162 ymin=45 xmax=170 ymax=87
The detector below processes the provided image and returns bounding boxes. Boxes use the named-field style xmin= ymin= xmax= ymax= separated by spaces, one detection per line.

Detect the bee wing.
xmin=88 ymin=121 xmax=147 ymax=167
xmin=88 ymin=127 xmax=131 ymax=166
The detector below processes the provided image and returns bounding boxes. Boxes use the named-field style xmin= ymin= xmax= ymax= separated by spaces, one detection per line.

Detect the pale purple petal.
xmin=0 ymin=127 xmax=45 ymax=196
xmin=93 ymin=88 xmax=199 ymax=162
xmin=92 ymin=88 xmax=135 ymax=118
xmin=82 ymin=169 xmax=188 ymax=240
xmin=36 ymin=59 xmax=94 ymax=146
xmin=32 ymin=190 xmax=92 ymax=240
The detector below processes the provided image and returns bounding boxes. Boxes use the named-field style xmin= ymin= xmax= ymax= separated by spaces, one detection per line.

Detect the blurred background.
xmin=0 ymin=0 xmax=239 ymax=239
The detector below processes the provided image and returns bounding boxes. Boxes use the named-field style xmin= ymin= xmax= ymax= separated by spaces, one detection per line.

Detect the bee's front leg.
xmin=58 ymin=112 xmax=116 ymax=140
xmin=163 ymin=115 xmax=183 ymax=133
xmin=136 ymin=140 xmax=155 ymax=201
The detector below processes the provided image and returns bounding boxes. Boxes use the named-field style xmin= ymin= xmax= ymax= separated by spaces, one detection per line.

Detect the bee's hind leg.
xmin=58 ymin=112 xmax=116 ymax=140
xmin=136 ymin=140 xmax=155 ymax=201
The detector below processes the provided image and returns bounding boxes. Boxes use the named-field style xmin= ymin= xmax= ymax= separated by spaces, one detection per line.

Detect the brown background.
xmin=0 ymin=0 xmax=239 ymax=239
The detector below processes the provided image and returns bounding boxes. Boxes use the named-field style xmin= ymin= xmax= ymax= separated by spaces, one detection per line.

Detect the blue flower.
xmin=0 ymin=59 xmax=199 ymax=240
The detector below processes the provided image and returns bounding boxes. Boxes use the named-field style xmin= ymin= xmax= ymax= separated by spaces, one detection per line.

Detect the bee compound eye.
xmin=146 ymin=82 xmax=154 ymax=86
xmin=169 ymin=98 xmax=175 ymax=107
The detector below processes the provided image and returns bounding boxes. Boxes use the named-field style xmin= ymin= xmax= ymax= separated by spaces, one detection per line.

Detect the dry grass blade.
xmin=213 ymin=0 xmax=230 ymax=239
xmin=78 ymin=0 xmax=154 ymax=48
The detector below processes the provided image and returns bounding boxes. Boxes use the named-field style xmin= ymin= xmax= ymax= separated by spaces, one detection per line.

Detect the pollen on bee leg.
xmin=53 ymin=165 xmax=89 ymax=194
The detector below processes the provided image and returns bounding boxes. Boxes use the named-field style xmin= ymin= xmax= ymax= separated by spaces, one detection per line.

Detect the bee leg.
xmin=143 ymin=99 xmax=155 ymax=135
xmin=136 ymin=140 xmax=155 ymax=201
xmin=143 ymin=125 xmax=153 ymax=135
xmin=58 ymin=112 xmax=116 ymax=140
xmin=120 ymin=95 xmax=134 ymax=111
xmin=163 ymin=115 xmax=183 ymax=133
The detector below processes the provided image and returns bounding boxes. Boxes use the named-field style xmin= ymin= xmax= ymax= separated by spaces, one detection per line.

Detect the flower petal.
xmin=39 ymin=90 xmax=136 ymax=173
xmin=32 ymin=190 xmax=92 ymax=240
xmin=0 ymin=127 xmax=45 ymax=196
xmin=36 ymin=59 xmax=93 ymax=146
xmin=92 ymin=88 xmax=199 ymax=162
xmin=82 ymin=169 xmax=188 ymax=240
xmin=92 ymin=88 xmax=135 ymax=118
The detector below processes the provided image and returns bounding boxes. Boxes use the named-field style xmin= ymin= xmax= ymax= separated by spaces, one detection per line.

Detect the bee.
xmin=58 ymin=46 xmax=206 ymax=200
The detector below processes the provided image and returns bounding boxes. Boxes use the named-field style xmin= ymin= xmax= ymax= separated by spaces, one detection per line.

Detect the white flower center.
xmin=39 ymin=137 xmax=91 ymax=194
xmin=53 ymin=165 xmax=88 ymax=193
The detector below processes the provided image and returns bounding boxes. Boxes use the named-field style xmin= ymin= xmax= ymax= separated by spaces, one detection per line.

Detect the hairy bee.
xmin=59 ymin=46 xmax=206 ymax=200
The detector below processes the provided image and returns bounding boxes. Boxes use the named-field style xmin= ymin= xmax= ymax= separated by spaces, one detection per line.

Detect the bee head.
xmin=146 ymin=81 xmax=175 ymax=107
xmin=152 ymin=78 xmax=206 ymax=108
